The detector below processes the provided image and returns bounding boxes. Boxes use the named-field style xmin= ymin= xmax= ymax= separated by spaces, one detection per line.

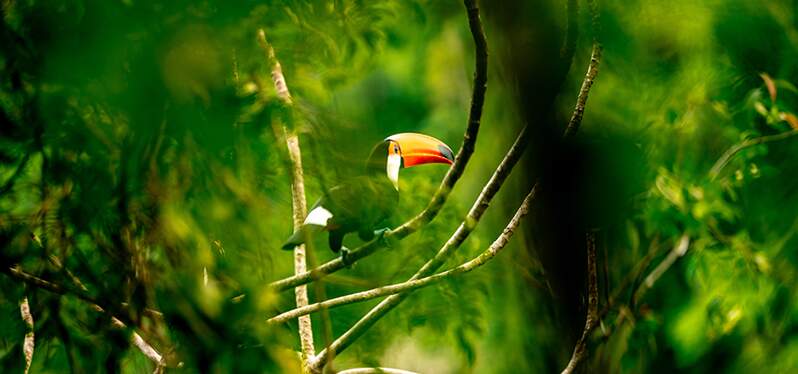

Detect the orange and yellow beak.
xmin=385 ymin=133 xmax=454 ymax=167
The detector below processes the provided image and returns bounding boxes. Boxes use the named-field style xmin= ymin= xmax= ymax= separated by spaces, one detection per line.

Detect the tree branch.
xmin=633 ymin=234 xmax=690 ymax=305
xmin=561 ymin=231 xmax=599 ymax=374
xmin=563 ymin=0 xmax=602 ymax=139
xmin=308 ymin=0 xmax=607 ymax=366
xmin=581 ymin=234 xmax=690 ymax=346
xmin=602 ymin=236 xmax=661 ymax=314
xmin=392 ymin=0 xmax=488 ymax=237
xmin=268 ymin=186 xmax=537 ymax=323
xmin=267 ymin=0 xmax=488 ymax=292
xmin=709 ymin=129 xmax=798 ymax=179
xmin=2 ymin=266 xmax=169 ymax=369
xmin=560 ymin=4 xmax=604 ymax=370
xmin=257 ymin=28 xmax=316 ymax=362
xmin=308 ymin=118 xmax=529 ymax=370
xmin=3 ymin=266 xmax=100 ymax=306
xmin=20 ymin=296 xmax=34 ymax=374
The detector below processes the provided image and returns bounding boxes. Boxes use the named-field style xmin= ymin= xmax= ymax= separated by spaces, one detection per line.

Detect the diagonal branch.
xmin=309 ymin=117 xmax=529 ymax=371
xmin=633 ymin=234 xmax=690 ymax=305
xmin=309 ymin=0 xmax=607 ymax=366
xmin=267 ymin=0 xmax=488 ymax=292
xmin=268 ymin=186 xmax=537 ymax=324
xmin=257 ymin=29 xmax=316 ymax=362
xmin=709 ymin=129 xmax=798 ymax=179
xmin=563 ymin=0 xmax=602 ymax=139
xmin=583 ymin=234 xmax=690 ymax=344
xmin=561 ymin=231 xmax=599 ymax=374
xmin=274 ymin=0 xmax=598 ymax=333
xmin=2 ymin=266 xmax=168 ymax=368
xmin=392 ymin=0 xmax=488 ymax=238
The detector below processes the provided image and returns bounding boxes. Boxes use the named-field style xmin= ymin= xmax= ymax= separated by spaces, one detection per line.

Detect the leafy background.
xmin=1 ymin=0 xmax=797 ymax=373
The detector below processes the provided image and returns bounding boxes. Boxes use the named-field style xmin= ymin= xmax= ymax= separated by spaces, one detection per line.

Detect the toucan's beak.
xmin=386 ymin=133 xmax=455 ymax=167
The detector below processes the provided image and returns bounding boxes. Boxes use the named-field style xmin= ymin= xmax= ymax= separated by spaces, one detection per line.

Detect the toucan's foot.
xmin=374 ymin=227 xmax=394 ymax=248
xmin=340 ymin=246 xmax=354 ymax=267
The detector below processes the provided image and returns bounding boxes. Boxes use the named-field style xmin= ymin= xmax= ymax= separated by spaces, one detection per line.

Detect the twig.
xmin=2 ymin=266 xmax=169 ymax=368
xmin=113 ymin=316 xmax=164 ymax=368
xmin=709 ymin=129 xmax=798 ymax=179
xmin=633 ymin=234 xmax=690 ymax=304
xmin=20 ymin=297 xmax=34 ymax=374
xmin=3 ymin=266 xmax=99 ymax=306
xmin=267 ymin=0 xmax=489 ymax=292
xmin=586 ymin=235 xmax=689 ymax=344
xmin=563 ymin=6 xmax=602 ymax=138
xmin=257 ymin=28 xmax=316 ymax=363
xmin=602 ymin=237 xmax=661 ymax=314
xmin=269 ymin=186 xmax=537 ymax=323
xmin=561 ymin=232 xmax=599 ymax=374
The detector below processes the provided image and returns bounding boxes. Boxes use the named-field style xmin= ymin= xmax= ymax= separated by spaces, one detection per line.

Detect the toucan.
xmin=281 ymin=133 xmax=454 ymax=260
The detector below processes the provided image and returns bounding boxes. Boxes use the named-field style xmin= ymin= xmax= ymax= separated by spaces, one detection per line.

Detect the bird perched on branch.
xmin=282 ymin=133 xmax=454 ymax=262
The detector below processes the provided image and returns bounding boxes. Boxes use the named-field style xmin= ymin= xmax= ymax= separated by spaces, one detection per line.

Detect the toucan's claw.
xmin=341 ymin=247 xmax=354 ymax=267
xmin=374 ymin=227 xmax=394 ymax=248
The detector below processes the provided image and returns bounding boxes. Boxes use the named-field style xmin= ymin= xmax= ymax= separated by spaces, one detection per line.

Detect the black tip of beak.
xmin=438 ymin=144 xmax=455 ymax=162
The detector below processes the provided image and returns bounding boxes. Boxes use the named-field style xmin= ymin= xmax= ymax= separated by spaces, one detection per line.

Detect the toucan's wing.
xmin=320 ymin=176 xmax=395 ymax=228
xmin=282 ymin=177 xmax=395 ymax=250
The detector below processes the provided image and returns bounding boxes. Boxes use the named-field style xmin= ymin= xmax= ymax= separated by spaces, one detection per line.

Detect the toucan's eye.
xmin=393 ymin=145 xmax=399 ymax=154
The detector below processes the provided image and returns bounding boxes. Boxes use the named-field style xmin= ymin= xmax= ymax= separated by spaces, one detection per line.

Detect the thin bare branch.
xmin=563 ymin=0 xmax=602 ymax=138
xmin=20 ymin=297 xmax=34 ymax=374
xmin=633 ymin=234 xmax=690 ymax=304
xmin=709 ymin=129 xmax=798 ymax=179
xmin=561 ymin=231 xmax=599 ymax=374
xmin=269 ymin=186 xmax=537 ymax=323
xmin=3 ymin=266 xmax=97 ymax=305
xmin=267 ymin=0 xmax=489 ymax=292
xmin=113 ymin=316 xmax=164 ymax=367
xmin=2 ymin=266 xmax=170 ymax=368
xmin=257 ymin=28 xmax=316 ymax=362
xmin=563 ymin=44 xmax=602 ymax=138
xmin=587 ymin=234 xmax=690 ymax=343
xmin=602 ymin=237 xmax=662 ymax=314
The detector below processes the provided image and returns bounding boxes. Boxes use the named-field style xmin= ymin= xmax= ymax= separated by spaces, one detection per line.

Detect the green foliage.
xmin=1 ymin=0 xmax=798 ymax=373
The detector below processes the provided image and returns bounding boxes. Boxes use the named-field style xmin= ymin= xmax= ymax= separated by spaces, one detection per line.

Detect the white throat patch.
xmin=386 ymin=153 xmax=401 ymax=191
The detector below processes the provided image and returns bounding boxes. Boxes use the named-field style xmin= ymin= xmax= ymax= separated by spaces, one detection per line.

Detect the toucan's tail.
xmin=281 ymin=224 xmax=324 ymax=250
